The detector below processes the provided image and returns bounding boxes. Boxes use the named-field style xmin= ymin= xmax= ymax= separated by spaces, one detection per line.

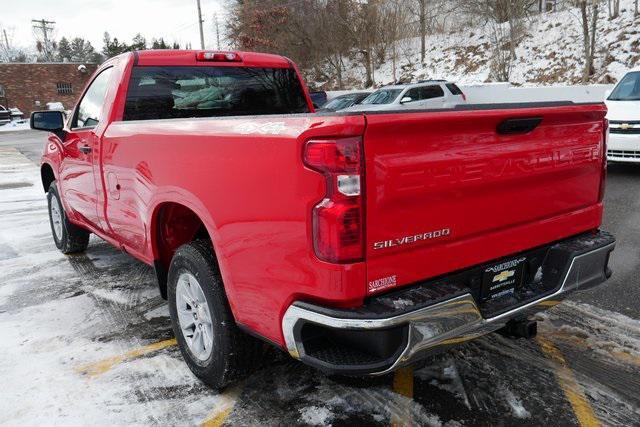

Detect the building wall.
xmin=0 ymin=63 xmax=99 ymax=117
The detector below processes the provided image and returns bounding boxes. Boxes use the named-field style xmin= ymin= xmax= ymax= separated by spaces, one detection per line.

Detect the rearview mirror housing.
xmin=400 ymin=96 xmax=413 ymax=104
xmin=30 ymin=110 xmax=65 ymax=137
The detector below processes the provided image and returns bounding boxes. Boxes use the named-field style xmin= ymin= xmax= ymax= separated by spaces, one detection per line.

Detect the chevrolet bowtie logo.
xmin=621 ymin=123 xmax=631 ymax=130
xmin=493 ymin=270 xmax=515 ymax=283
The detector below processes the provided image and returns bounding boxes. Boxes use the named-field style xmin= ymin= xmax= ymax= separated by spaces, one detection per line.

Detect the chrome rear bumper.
xmin=282 ymin=231 xmax=615 ymax=375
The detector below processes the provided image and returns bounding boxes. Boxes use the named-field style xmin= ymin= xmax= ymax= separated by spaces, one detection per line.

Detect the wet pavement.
xmin=1 ymin=131 xmax=639 ymax=426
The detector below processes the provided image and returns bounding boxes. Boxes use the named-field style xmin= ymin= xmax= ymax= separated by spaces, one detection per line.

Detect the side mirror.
xmin=30 ymin=110 xmax=65 ymax=138
xmin=400 ymin=96 xmax=413 ymax=104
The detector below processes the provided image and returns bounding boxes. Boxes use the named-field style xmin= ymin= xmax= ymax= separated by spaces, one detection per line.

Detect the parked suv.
xmin=605 ymin=69 xmax=640 ymax=162
xmin=345 ymin=81 xmax=467 ymax=111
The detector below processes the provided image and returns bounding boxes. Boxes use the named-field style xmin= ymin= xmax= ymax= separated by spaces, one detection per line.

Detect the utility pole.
xmin=196 ymin=0 xmax=205 ymax=49
xmin=2 ymin=29 xmax=9 ymax=50
xmin=213 ymin=13 xmax=220 ymax=50
xmin=31 ymin=18 xmax=56 ymax=60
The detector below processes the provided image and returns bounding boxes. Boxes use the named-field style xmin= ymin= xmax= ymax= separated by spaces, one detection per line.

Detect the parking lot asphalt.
xmin=1 ymin=130 xmax=639 ymax=426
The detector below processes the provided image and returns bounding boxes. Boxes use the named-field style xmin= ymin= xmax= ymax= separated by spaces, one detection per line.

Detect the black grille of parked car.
xmin=608 ymin=150 xmax=640 ymax=159
xmin=610 ymin=128 xmax=640 ymax=134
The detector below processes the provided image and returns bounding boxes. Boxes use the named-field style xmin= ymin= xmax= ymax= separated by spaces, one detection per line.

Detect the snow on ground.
xmin=0 ymin=120 xmax=30 ymax=133
xmin=319 ymin=0 xmax=639 ymax=89
xmin=0 ymin=148 xmax=221 ymax=426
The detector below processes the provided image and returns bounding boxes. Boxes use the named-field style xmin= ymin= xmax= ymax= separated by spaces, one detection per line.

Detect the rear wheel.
xmin=168 ymin=239 xmax=263 ymax=389
xmin=47 ymin=182 xmax=90 ymax=254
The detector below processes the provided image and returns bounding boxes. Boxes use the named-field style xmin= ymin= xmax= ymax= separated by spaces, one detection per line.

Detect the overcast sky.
xmin=1 ymin=0 xmax=227 ymax=53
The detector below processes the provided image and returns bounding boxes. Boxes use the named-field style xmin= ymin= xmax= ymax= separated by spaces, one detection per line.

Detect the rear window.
xmin=445 ymin=83 xmax=463 ymax=96
xmin=123 ymin=66 xmax=309 ymax=121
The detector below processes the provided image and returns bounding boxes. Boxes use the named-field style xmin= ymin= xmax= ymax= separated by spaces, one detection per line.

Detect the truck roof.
xmin=129 ymin=49 xmax=294 ymax=68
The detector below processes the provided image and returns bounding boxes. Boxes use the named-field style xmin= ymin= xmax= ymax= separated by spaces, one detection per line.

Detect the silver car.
xmin=344 ymin=81 xmax=467 ymax=112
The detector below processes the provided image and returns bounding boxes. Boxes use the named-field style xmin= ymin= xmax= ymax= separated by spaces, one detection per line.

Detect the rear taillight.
xmin=599 ymin=118 xmax=608 ymax=202
xmin=304 ymin=137 xmax=364 ymax=263
xmin=195 ymin=51 xmax=242 ymax=62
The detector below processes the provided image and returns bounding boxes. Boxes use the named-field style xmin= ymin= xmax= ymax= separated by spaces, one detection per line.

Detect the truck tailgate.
xmin=364 ymin=104 xmax=607 ymax=293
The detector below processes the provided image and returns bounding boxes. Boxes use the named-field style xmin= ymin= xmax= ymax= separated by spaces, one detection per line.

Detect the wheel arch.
xmin=150 ymin=200 xmax=221 ymax=300
xmin=41 ymin=162 xmax=56 ymax=193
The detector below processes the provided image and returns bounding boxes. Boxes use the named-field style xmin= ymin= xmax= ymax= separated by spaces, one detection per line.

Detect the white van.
xmin=605 ymin=69 xmax=640 ymax=162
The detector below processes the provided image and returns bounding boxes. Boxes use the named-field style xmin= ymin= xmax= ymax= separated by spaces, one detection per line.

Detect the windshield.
xmin=361 ymin=89 xmax=402 ymax=105
xmin=323 ymin=96 xmax=358 ymax=110
xmin=608 ymin=72 xmax=640 ymax=101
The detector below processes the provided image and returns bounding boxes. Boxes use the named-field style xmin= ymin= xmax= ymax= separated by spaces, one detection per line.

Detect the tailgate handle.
xmin=497 ymin=117 xmax=542 ymax=135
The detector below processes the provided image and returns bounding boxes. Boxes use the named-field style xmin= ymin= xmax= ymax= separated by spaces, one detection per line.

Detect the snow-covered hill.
xmin=319 ymin=0 xmax=639 ymax=89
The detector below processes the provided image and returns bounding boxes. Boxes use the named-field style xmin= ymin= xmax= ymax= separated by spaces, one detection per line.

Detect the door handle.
xmin=79 ymin=144 xmax=92 ymax=154
xmin=497 ymin=117 xmax=543 ymax=135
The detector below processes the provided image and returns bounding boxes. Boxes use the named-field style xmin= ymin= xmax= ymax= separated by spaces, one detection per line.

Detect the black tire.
xmin=168 ymin=239 xmax=264 ymax=389
xmin=47 ymin=181 xmax=90 ymax=254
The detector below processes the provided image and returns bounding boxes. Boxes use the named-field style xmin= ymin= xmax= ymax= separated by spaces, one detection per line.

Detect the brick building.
xmin=0 ymin=63 xmax=99 ymax=116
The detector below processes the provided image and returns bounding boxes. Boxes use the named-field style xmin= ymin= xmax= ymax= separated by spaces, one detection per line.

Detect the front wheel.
xmin=47 ymin=181 xmax=90 ymax=254
xmin=168 ymin=240 xmax=263 ymax=389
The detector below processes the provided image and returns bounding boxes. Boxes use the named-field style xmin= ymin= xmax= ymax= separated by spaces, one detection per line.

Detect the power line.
xmin=31 ymin=18 xmax=56 ymax=60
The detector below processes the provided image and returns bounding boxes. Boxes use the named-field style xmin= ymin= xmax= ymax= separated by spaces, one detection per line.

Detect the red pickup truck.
xmin=30 ymin=50 xmax=615 ymax=389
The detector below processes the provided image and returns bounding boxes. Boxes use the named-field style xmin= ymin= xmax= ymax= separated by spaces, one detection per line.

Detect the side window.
xmin=421 ymin=85 xmax=445 ymax=100
xmin=404 ymin=88 xmax=422 ymax=102
xmin=73 ymin=67 xmax=113 ymax=129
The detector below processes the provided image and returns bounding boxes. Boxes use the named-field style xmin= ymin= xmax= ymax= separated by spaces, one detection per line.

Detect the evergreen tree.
xmin=152 ymin=38 xmax=170 ymax=49
xmin=130 ymin=33 xmax=147 ymax=51
xmin=70 ymin=38 xmax=95 ymax=62
xmin=102 ymin=32 xmax=129 ymax=58
xmin=57 ymin=37 xmax=72 ymax=62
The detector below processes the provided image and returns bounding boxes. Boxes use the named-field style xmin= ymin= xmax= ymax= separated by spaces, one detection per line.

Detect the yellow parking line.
xmin=393 ymin=366 xmax=414 ymax=398
xmin=391 ymin=366 xmax=414 ymax=427
xmin=545 ymin=330 xmax=640 ymax=368
xmin=537 ymin=336 xmax=601 ymax=427
xmin=201 ymin=383 xmax=243 ymax=427
xmin=538 ymin=300 xmax=562 ymax=307
xmin=76 ymin=338 xmax=177 ymax=377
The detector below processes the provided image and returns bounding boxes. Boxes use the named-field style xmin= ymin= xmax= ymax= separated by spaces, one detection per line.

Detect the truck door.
xmin=59 ymin=67 xmax=113 ymax=231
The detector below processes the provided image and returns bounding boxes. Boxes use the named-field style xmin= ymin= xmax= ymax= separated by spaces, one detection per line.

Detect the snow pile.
xmin=324 ymin=0 xmax=639 ymax=89
xmin=0 ymin=120 xmax=30 ymax=132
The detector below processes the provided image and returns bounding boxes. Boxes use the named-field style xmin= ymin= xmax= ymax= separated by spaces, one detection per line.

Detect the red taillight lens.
xmin=304 ymin=137 xmax=364 ymax=263
xmin=599 ymin=118 xmax=608 ymax=202
xmin=195 ymin=51 xmax=242 ymax=62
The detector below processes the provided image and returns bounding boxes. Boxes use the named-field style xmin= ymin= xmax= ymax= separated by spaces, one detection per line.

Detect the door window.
xmin=404 ymin=88 xmax=422 ymax=102
xmin=73 ymin=67 xmax=113 ymax=129
xmin=421 ymin=85 xmax=445 ymax=100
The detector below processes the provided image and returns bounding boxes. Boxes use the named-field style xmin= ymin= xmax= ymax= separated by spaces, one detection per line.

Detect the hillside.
xmin=318 ymin=0 xmax=639 ymax=89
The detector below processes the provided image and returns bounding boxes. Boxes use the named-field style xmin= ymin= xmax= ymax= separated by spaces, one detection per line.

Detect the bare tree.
xmin=416 ymin=0 xmax=427 ymax=63
xmin=607 ymin=0 xmax=620 ymax=18
xmin=576 ymin=0 xmax=601 ymax=82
